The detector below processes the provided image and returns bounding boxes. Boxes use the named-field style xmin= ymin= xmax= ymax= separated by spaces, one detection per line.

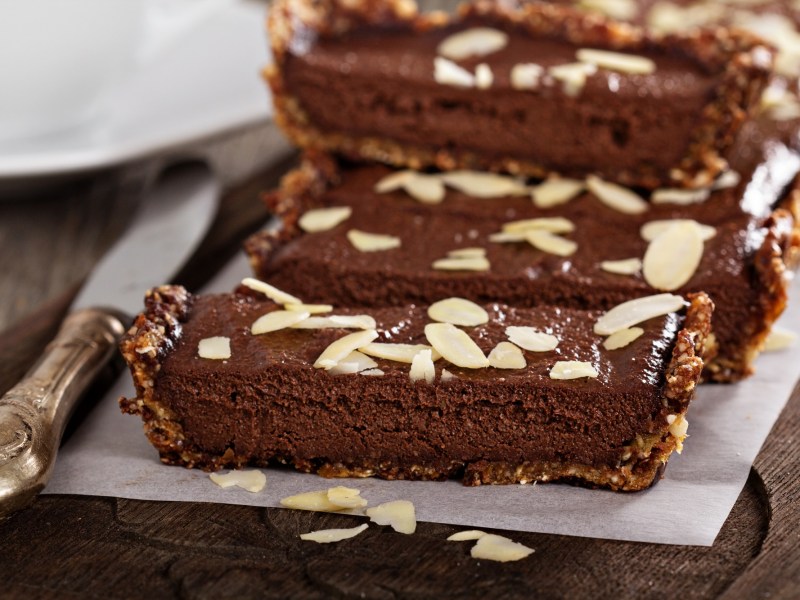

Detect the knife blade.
xmin=0 ymin=162 xmax=218 ymax=515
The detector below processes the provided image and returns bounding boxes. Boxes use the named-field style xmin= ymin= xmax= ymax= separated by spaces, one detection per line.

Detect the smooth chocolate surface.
xmin=249 ymin=118 xmax=800 ymax=380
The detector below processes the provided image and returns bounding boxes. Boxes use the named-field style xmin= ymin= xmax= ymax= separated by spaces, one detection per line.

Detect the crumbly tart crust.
xmin=266 ymin=0 xmax=773 ymax=189
xmin=120 ymin=286 xmax=712 ymax=491
xmin=244 ymin=152 xmax=799 ymax=382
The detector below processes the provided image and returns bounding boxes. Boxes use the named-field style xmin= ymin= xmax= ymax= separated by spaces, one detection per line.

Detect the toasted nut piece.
xmin=531 ymin=178 xmax=585 ymax=208
xmin=440 ymin=170 xmax=528 ymax=198
xmin=602 ymin=326 xmax=644 ymax=350
xmin=300 ymin=524 xmax=369 ymax=543
xmin=327 ymin=486 xmax=368 ymax=509
xmin=666 ymin=414 xmax=689 ymax=453
xmin=447 ymin=530 xmax=487 ymax=541
xmin=488 ymin=342 xmax=527 ymax=369
xmin=576 ymin=48 xmax=656 ymax=74
xmin=643 ymin=221 xmax=704 ymax=291
xmin=314 ymin=329 xmax=379 ymax=370
xmin=209 ymin=470 xmax=266 ymax=493
xmin=428 ymin=297 xmax=489 ymax=327
xmin=361 ymin=342 xmax=441 ymax=363
xmin=251 ymin=310 xmax=309 ymax=335
xmin=470 ymin=534 xmax=534 ymax=562
xmin=434 ymin=56 xmax=475 ymax=87
xmin=549 ymin=361 xmax=599 ymax=380
xmin=198 ymin=336 xmax=230 ymax=360
xmin=506 ymin=326 xmax=559 ymax=352
xmin=594 ymin=293 xmax=685 ymax=336
xmin=600 ymin=258 xmax=642 ymax=275
xmin=298 ymin=206 xmax=352 ymax=233
xmin=410 ymin=349 xmax=436 ymax=383
xmin=586 ymin=175 xmax=648 ymax=214
xmin=347 ymin=229 xmax=402 ymax=252
xmin=525 ymin=230 xmax=578 ymax=256
xmin=425 ymin=323 xmax=490 ymax=369
xmin=242 ymin=277 xmax=302 ymax=305
xmin=366 ymin=500 xmax=417 ymax=534
xmin=437 ymin=27 xmax=509 ymax=61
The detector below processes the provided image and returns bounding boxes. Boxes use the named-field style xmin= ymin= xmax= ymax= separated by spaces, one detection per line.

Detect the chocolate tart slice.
xmin=267 ymin=0 xmax=773 ymax=189
xmin=120 ymin=285 xmax=712 ymax=492
xmin=245 ymin=118 xmax=800 ymax=382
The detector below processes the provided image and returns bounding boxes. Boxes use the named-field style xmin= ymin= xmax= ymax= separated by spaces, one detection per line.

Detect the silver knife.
xmin=0 ymin=162 xmax=218 ymax=515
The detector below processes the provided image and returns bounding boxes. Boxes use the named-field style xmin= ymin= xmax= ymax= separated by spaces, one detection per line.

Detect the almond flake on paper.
xmin=549 ymin=360 xmax=599 ymax=380
xmin=447 ymin=530 xmax=487 ymax=541
xmin=366 ymin=500 xmax=417 ymax=534
xmin=327 ymin=486 xmax=368 ymax=509
xmin=197 ymin=336 xmax=231 ymax=360
xmin=208 ymin=470 xmax=266 ymax=493
xmin=280 ymin=490 xmax=347 ymax=512
xmin=437 ymin=27 xmax=509 ymax=61
xmin=347 ymin=229 xmax=402 ymax=252
xmin=428 ymin=297 xmax=489 ymax=327
xmin=470 ymin=534 xmax=534 ymax=562
xmin=300 ymin=524 xmax=369 ymax=544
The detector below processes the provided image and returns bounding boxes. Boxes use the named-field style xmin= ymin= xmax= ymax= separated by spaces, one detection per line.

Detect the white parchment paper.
xmin=44 ymin=253 xmax=800 ymax=546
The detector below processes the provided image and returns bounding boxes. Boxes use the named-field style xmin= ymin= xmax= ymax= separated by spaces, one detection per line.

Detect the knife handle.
xmin=0 ymin=307 xmax=126 ymax=516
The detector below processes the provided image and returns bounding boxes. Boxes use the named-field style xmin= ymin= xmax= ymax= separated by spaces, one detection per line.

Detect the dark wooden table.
xmin=0 ymin=124 xmax=797 ymax=600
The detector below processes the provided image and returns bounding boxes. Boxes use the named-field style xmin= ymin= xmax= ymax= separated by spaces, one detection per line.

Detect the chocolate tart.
xmin=119 ymin=285 xmax=712 ymax=491
xmin=245 ymin=117 xmax=800 ymax=382
xmin=266 ymin=0 xmax=773 ymax=189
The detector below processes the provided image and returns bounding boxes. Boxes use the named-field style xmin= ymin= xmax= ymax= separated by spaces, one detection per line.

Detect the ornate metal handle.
xmin=0 ymin=308 xmax=126 ymax=516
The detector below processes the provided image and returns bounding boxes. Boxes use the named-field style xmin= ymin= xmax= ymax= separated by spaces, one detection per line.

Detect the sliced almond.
xmin=447 ymin=530 xmax=487 ymax=541
xmin=428 ymin=297 xmax=489 ymax=327
xmin=285 ymin=303 xmax=333 ymax=314
xmin=548 ymin=62 xmax=597 ymax=97
xmin=281 ymin=490 xmax=347 ymax=512
xmin=434 ymin=56 xmax=475 ymax=87
xmin=488 ymin=341 xmax=527 ymax=369
xmin=437 ymin=27 xmax=509 ymax=61
xmin=251 ymin=310 xmax=310 ymax=335
xmin=441 ymin=368 xmax=457 ymax=381
xmin=298 ymin=206 xmax=352 ymax=233
xmin=763 ymin=326 xmax=797 ymax=351
xmin=510 ymin=62 xmax=544 ymax=90
xmin=241 ymin=277 xmax=302 ymax=305
xmin=640 ymin=219 xmax=716 ymax=242
xmin=651 ymin=187 xmax=710 ymax=205
xmin=300 ymin=523 xmax=369 ymax=543
xmin=502 ymin=217 xmax=575 ymax=234
xmin=600 ymin=258 xmax=642 ymax=275
xmin=576 ymin=48 xmax=656 ymax=74
xmin=489 ymin=231 xmax=528 ymax=243
xmin=361 ymin=342 xmax=442 ymax=363
xmin=531 ymin=178 xmax=585 ymax=208
xmin=471 ymin=534 xmax=534 ymax=562
xmin=198 ymin=336 xmax=231 ymax=360
xmin=506 ymin=326 xmax=559 ymax=352
xmin=666 ymin=414 xmax=688 ymax=453
xmin=712 ymin=170 xmax=741 ymax=190
xmin=526 ymin=230 xmax=578 ymax=256
xmin=374 ymin=170 xmax=415 ymax=193
xmin=347 ymin=229 xmax=402 ymax=252
xmin=447 ymin=247 xmax=487 ymax=258
xmin=425 ymin=322 xmax=490 ymax=369
xmin=475 ymin=63 xmax=493 ymax=89
xmin=643 ymin=221 xmax=704 ymax=291
xmin=410 ymin=349 xmax=436 ymax=383
xmin=403 ymin=173 xmax=446 ymax=204
xmin=327 ymin=486 xmax=368 ymax=509
xmin=360 ymin=368 xmax=385 ymax=376
xmin=314 ymin=329 xmax=379 ymax=369
xmin=327 ymin=350 xmax=378 ymax=375
xmin=432 ymin=256 xmax=491 ymax=271
xmin=292 ymin=314 xmax=377 ymax=330
xmin=578 ymin=0 xmax=638 ymax=20
xmin=549 ymin=361 xmax=599 ymax=380
xmin=586 ymin=175 xmax=648 ymax=215
xmin=602 ymin=326 xmax=644 ymax=350
xmin=366 ymin=500 xmax=417 ymax=534
xmin=209 ymin=470 xmax=266 ymax=493
xmin=440 ymin=170 xmax=528 ymax=198
xmin=593 ymin=293 xmax=685 ymax=336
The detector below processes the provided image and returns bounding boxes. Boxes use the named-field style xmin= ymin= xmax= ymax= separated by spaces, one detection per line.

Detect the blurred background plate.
xmin=0 ymin=0 xmax=271 ymax=180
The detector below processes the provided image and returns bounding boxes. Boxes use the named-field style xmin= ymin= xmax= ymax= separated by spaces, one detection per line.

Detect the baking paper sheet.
xmin=44 ymin=252 xmax=800 ymax=546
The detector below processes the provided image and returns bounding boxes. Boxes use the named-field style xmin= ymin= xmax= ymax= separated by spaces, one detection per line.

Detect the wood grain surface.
xmin=0 ymin=124 xmax=798 ymax=600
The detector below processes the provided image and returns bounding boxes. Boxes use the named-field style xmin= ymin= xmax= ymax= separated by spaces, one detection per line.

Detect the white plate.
xmin=0 ymin=0 xmax=272 ymax=179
